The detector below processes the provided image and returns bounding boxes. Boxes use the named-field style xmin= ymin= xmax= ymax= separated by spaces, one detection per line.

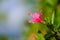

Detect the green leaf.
xmin=50 ymin=37 xmax=57 ymax=40
xmin=57 ymin=33 xmax=60 ymax=37
xmin=37 ymin=33 xmax=45 ymax=40
xmin=55 ymin=5 xmax=60 ymax=26
xmin=0 ymin=36 xmax=8 ymax=40
xmin=45 ymin=0 xmax=58 ymax=7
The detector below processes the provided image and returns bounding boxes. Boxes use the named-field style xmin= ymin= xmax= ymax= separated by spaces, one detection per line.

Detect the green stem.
xmin=52 ymin=11 xmax=55 ymax=24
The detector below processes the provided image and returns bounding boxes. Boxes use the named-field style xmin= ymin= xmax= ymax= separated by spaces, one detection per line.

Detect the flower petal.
xmin=33 ymin=13 xmax=40 ymax=19
xmin=29 ymin=19 xmax=35 ymax=23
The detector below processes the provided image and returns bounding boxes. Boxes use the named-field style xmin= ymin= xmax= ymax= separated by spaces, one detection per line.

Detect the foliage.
xmin=23 ymin=0 xmax=60 ymax=40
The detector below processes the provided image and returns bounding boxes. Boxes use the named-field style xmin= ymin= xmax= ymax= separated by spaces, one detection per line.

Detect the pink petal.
xmin=39 ymin=13 xmax=42 ymax=18
xmin=39 ymin=18 xmax=44 ymax=23
xmin=29 ymin=19 xmax=35 ymax=23
xmin=33 ymin=13 xmax=40 ymax=19
xmin=34 ymin=18 xmax=44 ymax=23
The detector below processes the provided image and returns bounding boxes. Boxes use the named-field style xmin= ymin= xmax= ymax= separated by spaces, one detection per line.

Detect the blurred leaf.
xmin=55 ymin=4 xmax=60 ymax=26
xmin=50 ymin=37 xmax=56 ymax=40
xmin=57 ymin=33 xmax=60 ymax=37
xmin=40 ymin=30 xmax=47 ymax=36
xmin=37 ymin=33 xmax=45 ymax=40
xmin=45 ymin=0 xmax=58 ymax=7
xmin=0 ymin=36 xmax=8 ymax=40
xmin=45 ymin=33 xmax=52 ymax=39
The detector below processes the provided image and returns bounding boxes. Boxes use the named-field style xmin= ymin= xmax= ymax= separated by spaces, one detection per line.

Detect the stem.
xmin=52 ymin=11 xmax=55 ymax=24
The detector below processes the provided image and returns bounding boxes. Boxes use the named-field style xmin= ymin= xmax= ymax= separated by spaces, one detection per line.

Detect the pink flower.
xmin=28 ymin=12 xmax=44 ymax=23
